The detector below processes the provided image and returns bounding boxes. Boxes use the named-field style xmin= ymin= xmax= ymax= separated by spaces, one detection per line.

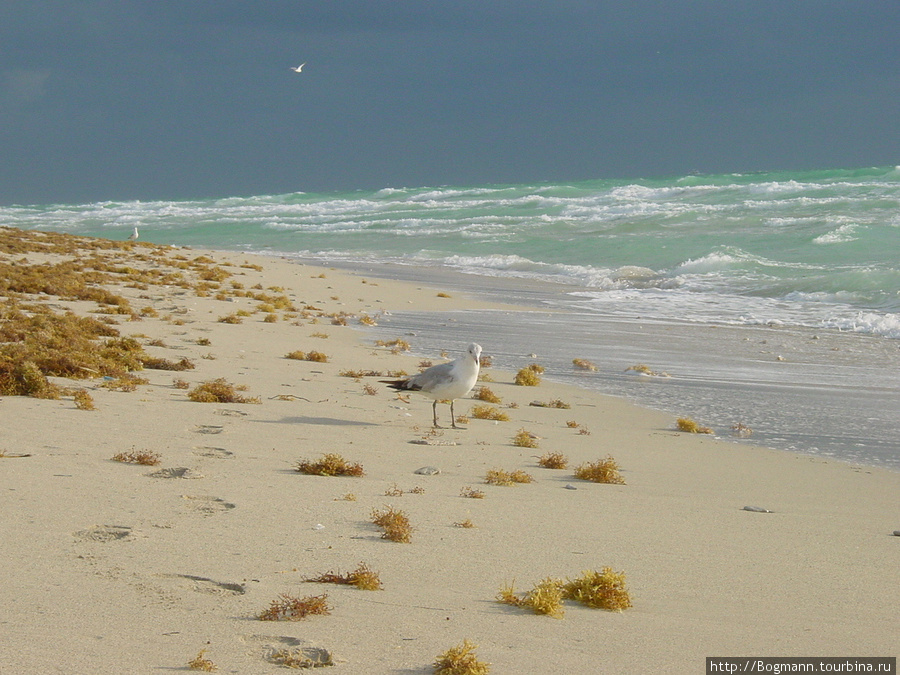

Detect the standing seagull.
xmin=381 ymin=343 xmax=482 ymax=429
xmin=128 ymin=227 xmax=139 ymax=241
xmin=290 ymin=63 xmax=306 ymax=73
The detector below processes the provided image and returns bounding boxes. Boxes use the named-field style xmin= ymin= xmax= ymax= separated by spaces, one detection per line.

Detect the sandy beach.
xmin=1 ymin=229 xmax=897 ymax=674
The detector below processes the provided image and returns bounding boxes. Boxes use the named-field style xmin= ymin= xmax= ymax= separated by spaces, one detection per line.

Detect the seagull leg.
xmin=450 ymin=400 xmax=462 ymax=429
xmin=432 ymin=400 xmax=442 ymax=428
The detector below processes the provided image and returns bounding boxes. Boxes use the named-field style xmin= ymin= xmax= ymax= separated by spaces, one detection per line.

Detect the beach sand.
xmin=1 ymin=231 xmax=897 ymax=674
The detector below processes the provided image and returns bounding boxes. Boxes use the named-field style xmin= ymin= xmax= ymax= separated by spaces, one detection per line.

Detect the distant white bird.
xmin=381 ymin=343 xmax=482 ymax=429
xmin=290 ymin=63 xmax=306 ymax=73
xmin=128 ymin=227 xmax=139 ymax=241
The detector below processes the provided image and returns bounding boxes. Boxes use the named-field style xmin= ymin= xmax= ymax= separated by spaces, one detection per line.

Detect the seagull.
xmin=381 ymin=343 xmax=482 ymax=429
xmin=290 ymin=63 xmax=306 ymax=73
xmin=128 ymin=227 xmax=139 ymax=241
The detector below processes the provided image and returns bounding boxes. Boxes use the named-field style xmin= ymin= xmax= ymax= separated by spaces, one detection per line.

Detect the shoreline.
xmin=1 ymin=232 xmax=898 ymax=673
xmin=284 ymin=254 xmax=900 ymax=472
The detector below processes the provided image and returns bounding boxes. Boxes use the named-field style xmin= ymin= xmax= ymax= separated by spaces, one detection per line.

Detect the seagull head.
xmin=467 ymin=343 xmax=482 ymax=365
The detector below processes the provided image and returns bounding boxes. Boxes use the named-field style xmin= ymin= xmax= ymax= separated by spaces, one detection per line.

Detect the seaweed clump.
xmin=484 ymin=468 xmax=534 ymax=486
xmin=371 ymin=505 xmax=413 ymax=543
xmin=295 ymin=453 xmax=365 ymax=477
xmin=258 ymin=593 xmax=331 ymax=621
xmin=305 ymin=562 xmax=382 ymax=590
xmin=677 ymin=417 xmax=714 ymax=434
xmin=433 ymin=639 xmax=490 ymax=675
xmin=562 ymin=568 xmax=632 ymax=611
xmin=0 ymin=302 xmax=151 ymax=397
xmin=187 ymin=378 xmax=260 ymax=403
xmin=573 ymin=456 xmax=625 ymax=485
xmin=497 ymin=578 xmax=566 ymax=618
xmin=187 ymin=649 xmax=218 ymax=672
xmin=537 ymin=451 xmax=568 ymax=469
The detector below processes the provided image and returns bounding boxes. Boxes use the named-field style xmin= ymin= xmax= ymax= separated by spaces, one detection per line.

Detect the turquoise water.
xmin=4 ymin=167 xmax=899 ymax=468
xmin=5 ymin=166 xmax=900 ymax=337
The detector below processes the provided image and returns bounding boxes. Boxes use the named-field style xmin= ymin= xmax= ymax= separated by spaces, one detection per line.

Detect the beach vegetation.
xmin=537 ymin=452 xmax=568 ymax=469
xmin=187 ymin=378 xmax=260 ymax=403
xmin=258 ymin=593 xmax=331 ymax=621
xmin=285 ymin=350 xmax=328 ymax=362
xmin=626 ymin=364 xmax=670 ymax=377
xmin=470 ymin=405 xmax=509 ymax=421
xmin=529 ymin=398 xmax=571 ymax=409
xmin=172 ymin=378 xmax=190 ymax=389
xmin=433 ymin=639 xmax=490 ymax=675
xmin=375 ymin=338 xmax=411 ymax=352
xmin=358 ymin=314 xmax=377 ymax=325
xmin=267 ymin=648 xmax=335 ymax=669
xmin=99 ymin=374 xmax=149 ymax=391
xmin=460 ymin=486 xmax=485 ymax=499
xmin=512 ymin=429 xmax=539 ymax=448
xmin=514 ymin=367 xmax=541 ymax=386
xmin=362 ymin=383 xmax=378 ymax=395
xmin=371 ymin=505 xmax=413 ymax=543
xmin=74 ymin=390 xmax=95 ymax=410
xmin=295 ymin=453 xmax=365 ymax=477
xmin=187 ymin=649 xmax=218 ymax=672
xmin=454 ymin=519 xmax=476 ymax=528
xmin=497 ymin=577 xmax=566 ymax=618
xmin=217 ymin=313 xmax=243 ymax=324
xmin=305 ymin=561 xmax=382 ymax=590
xmin=574 ymin=457 xmax=625 ymax=484
xmin=437 ymin=292 xmax=451 ymax=298
xmin=731 ymin=422 xmax=753 ymax=437
xmin=140 ymin=355 xmax=195 ymax=371
xmin=263 ymin=313 xmax=278 ymax=323
xmin=676 ymin=417 xmax=714 ymax=434
xmin=572 ymin=358 xmax=597 ymax=371
xmin=111 ymin=449 xmax=161 ymax=466
xmin=473 ymin=386 xmax=501 ymax=403
xmin=485 ymin=468 xmax=534 ymax=486
xmin=562 ymin=568 xmax=632 ymax=611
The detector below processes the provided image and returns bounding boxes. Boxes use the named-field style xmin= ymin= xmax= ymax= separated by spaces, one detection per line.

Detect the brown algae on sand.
xmin=258 ymin=593 xmax=331 ymax=621
xmin=371 ymin=505 xmax=413 ymax=543
xmin=470 ymin=405 xmax=509 ymax=421
xmin=305 ymin=561 xmax=382 ymax=590
xmin=485 ymin=468 xmax=535 ymax=486
xmin=497 ymin=577 xmax=566 ymax=618
xmin=537 ymin=451 xmax=569 ymax=469
xmin=187 ymin=649 xmax=218 ymax=672
xmin=573 ymin=456 xmax=625 ymax=484
xmin=433 ymin=639 xmax=490 ymax=675
xmin=676 ymin=417 xmax=714 ymax=434
xmin=187 ymin=378 xmax=260 ymax=403
xmin=563 ymin=568 xmax=632 ymax=611
xmin=295 ymin=453 xmax=365 ymax=477
xmin=111 ymin=449 xmax=161 ymax=466
xmin=512 ymin=428 xmax=539 ymax=448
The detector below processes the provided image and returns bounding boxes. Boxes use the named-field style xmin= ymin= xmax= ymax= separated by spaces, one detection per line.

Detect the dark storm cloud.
xmin=1 ymin=1 xmax=898 ymax=204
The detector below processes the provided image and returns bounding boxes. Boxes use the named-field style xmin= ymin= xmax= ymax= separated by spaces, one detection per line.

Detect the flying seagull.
xmin=128 ymin=227 xmax=139 ymax=241
xmin=290 ymin=63 xmax=306 ymax=73
xmin=381 ymin=343 xmax=482 ymax=429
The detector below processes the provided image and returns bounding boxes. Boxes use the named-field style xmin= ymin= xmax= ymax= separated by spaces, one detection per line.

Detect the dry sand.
xmin=1 ymin=235 xmax=897 ymax=674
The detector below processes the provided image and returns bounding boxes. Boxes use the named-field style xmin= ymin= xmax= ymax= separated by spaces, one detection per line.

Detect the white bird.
xmin=128 ymin=227 xmax=139 ymax=241
xmin=290 ymin=63 xmax=306 ymax=73
xmin=381 ymin=343 xmax=482 ymax=429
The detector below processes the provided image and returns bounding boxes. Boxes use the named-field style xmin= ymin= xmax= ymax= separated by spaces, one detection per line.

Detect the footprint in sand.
xmin=73 ymin=525 xmax=133 ymax=543
xmin=192 ymin=446 xmax=234 ymax=459
xmin=182 ymin=494 xmax=236 ymax=516
xmin=241 ymin=635 xmax=336 ymax=667
xmin=158 ymin=573 xmax=246 ymax=596
xmin=194 ymin=425 xmax=225 ymax=434
xmin=146 ymin=467 xmax=204 ymax=479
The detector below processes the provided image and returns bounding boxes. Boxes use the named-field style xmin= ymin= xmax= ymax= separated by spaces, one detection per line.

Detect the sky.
xmin=2 ymin=1 xmax=899 ymax=205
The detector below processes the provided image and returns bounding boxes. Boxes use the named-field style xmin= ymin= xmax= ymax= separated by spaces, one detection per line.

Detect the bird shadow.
xmin=256 ymin=416 xmax=377 ymax=427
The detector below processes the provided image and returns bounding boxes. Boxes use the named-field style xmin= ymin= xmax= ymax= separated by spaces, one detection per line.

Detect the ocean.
xmin=4 ymin=167 xmax=899 ymax=469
